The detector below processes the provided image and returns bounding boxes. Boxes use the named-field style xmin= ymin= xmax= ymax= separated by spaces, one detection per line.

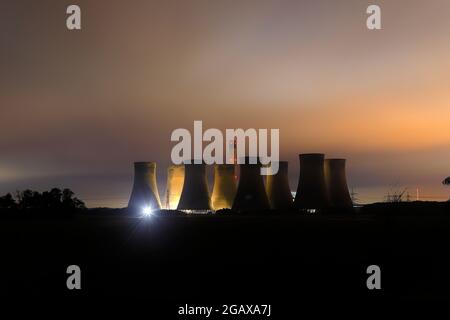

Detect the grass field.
xmin=1 ymin=202 xmax=449 ymax=310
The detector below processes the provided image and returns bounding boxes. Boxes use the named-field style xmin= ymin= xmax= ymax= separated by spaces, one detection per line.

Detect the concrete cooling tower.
xmin=293 ymin=154 xmax=329 ymax=210
xmin=177 ymin=162 xmax=212 ymax=211
xmin=165 ymin=165 xmax=185 ymax=209
xmin=265 ymin=161 xmax=293 ymax=210
xmin=211 ymin=164 xmax=237 ymax=210
xmin=128 ymin=162 xmax=162 ymax=211
xmin=232 ymin=159 xmax=270 ymax=211
xmin=324 ymin=159 xmax=353 ymax=209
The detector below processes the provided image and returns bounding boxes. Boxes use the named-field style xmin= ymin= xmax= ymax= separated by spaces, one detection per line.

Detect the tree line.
xmin=0 ymin=188 xmax=86 ymax=210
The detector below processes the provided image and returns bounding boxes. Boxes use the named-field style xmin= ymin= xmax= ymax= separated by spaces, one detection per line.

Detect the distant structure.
xmin=293 ymin=153 xmax=329 ymax=210
xmin=265 ymin=161 xmax=293 ymax=209
xmin=211 ymin=164 xmax=237 ymax=210
xmin=228 ymin=137 xmax=238 ymax=165
xmin=385 ymin=187 xmax=407 ymax=203
xmin=232 ymin=158 xmax=270 ymax=211
xmin=165 ymin=165 xmax=185 ymax=209
xmin=350 ymin=187 xmax=359 ymax=205
xmin=324 ymin=159 xmax=353 ymax=209
xmin=228 ymin=138 xmax=238 ymax=181
xmin=128 ymin=162 xmax=162 ymax=210
xmin=444 ymin=177 xmax=450 ymax=202
xmin=406 ymin=191 xmax=411 ymax=202
xmin=177 ymin=161 xmax=212 ymax=212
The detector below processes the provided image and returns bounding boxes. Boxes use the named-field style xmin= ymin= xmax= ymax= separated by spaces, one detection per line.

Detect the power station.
xmin=324 ymin=159 xmax=353 ymax=209
xmin=165 ymin=164 xmax=185 ymax=209
xmin=128 ymin=162 xmax=162 ymax=211
xmin=232 ymin=158 xmax=270 ymax=211
xmin=177 ymin=161 xmax=212 ymax=212
xmin=127 ymin=153 xmax=354 ymax=213
xmin=293 ymin=153 xmax=329 ymax=210
xmin=265 ymin=161 xmax=293 ymax=210
xmin=211 ymin=164 xmax=237 ymax=210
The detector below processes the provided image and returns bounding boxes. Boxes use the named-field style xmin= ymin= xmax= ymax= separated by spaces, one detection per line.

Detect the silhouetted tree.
xmin=0 ymin=193 xmax=17 ymax=209
xmin=15 ymin=189 xmax=39 ymax=209
xmin=62 ymin=188 xmax=86 ymax=209
xmin=62 ymin=188 xmax=74 ymax=204
xmin=49 ymin=188 xmax=62 ymax=208
xmin=11 ymin=188 xmax=86 ymax=211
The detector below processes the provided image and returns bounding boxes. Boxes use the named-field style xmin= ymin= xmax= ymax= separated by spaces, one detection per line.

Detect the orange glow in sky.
xmin=1 ymin=0 xmax=449 ymax=207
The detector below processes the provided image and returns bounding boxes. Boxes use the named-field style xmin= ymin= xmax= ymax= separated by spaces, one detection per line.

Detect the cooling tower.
xmin=177 ymin=161 xmax=212 ymax=211
xmin=165 ymin=165 xmax=185 ymax=209
xmin=324 ymin=159 xmax=353 ymax=209
xmin=293 ymin=154 xmax=329 ymax=210
xmin=265 ymin=161 xmax=293 ymax=210
xmin=128 ymin=162 xmax=162 ymax=210
xmin=211 ymin=164 xmax=237 ymax=210
xmin=232 ymin=159 xmax=270 ymax=211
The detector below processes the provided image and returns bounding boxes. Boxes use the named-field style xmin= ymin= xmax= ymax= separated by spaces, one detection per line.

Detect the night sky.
xmin=1 ymin=0 xmax=450 ymax=207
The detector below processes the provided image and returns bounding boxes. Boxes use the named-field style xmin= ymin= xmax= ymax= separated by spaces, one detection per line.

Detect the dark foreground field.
xmin=1 ymin=203 xmax=449 ymax=314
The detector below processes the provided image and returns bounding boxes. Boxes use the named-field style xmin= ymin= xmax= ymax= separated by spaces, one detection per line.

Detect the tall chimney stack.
xmin=128 ymin=162 xmax=162 ymax=211
xmin=165 ymin=164 xmax=185 ymax=209
xmin=324 ymin=159 xmax=353 ymax=209
xmin=293 ymin=154 xmax=329 ymax=210
xmin=232 ymin=158 xmax=270 ymax=211
xmin=211 ymin=164 xmax=237 ymax=210
xmin=265 ymin=161 xmax=293 ymax=210
xmin=177 ymin=161 xmax=212 ymax=211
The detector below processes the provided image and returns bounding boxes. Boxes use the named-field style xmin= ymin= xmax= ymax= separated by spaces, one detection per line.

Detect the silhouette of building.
xmin=211 ymin=164 xmax=237 ymax=210
xmin=177 ymin=161 xmax=212 ymax=212
xmin=165 ymin=165 xmax=185 ymax=209
xmin=265 ymin=161 xmax=293 ymax=209
xmin=324 ymin=159 xmax=353 ymax=209
xmin=293 ymin=153 xmax=329 ymax=210
xmin=128 ymin=162 xmax=162 ymax=211
xmin=232 ymin=158 xmax=270 ymax=211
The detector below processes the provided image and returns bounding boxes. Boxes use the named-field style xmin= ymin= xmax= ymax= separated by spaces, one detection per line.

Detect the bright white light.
xmin=142 ymin=206 xmax=153 ymax=217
